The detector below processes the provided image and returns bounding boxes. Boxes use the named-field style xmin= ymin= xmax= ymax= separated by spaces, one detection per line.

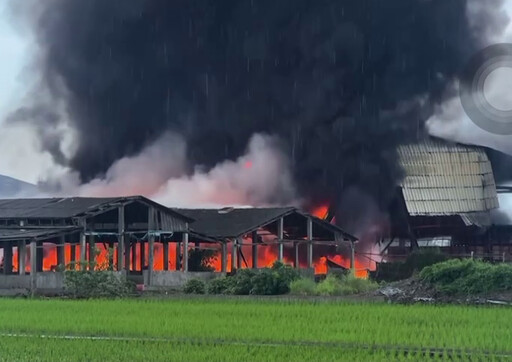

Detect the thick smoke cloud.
xmin=11 ymin=0 xmax=507 ymax=211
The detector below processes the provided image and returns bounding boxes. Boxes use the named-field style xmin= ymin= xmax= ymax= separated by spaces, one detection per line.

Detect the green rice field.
xmin=0 ymin=297 xmax=511 ymax=361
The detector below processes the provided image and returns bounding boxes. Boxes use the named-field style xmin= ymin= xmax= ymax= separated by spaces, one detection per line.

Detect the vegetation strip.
xmin=1 ymin=332 xmax=511 ymax=358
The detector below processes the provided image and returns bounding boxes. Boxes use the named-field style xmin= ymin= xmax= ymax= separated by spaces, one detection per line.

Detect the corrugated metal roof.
xmin=0 ymin=198 xmax=119 ymax=219
xmin=0 ymin=196 xmax=193 ymax=223
xmin=398 ymin=139 xmax=499 ymax=217
xmin=173 ymin=207 xmax=357 ymax=241
xmin=174 ymin=207 xmax=296 ymax=238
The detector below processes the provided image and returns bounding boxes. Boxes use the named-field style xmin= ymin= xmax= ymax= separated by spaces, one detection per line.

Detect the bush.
xmin=315 ymin=273 xmax=379 ymax=296
xmin=316 ymin=275 xmax=343 ymax=296
xmin=271 ymin=261 xmax=301 ymax=285
xmin=207 ymin=277 xmax=234 ymax=294
xmin=64 ymin=271 xmax=133 ymax=299
xmin=339 ymin=272 xmax=378 ymax=294
xmin=183 ymin=278 xmax=206 ymax=294
xmin=230 ymin=269 xmax=258 ymax=295
xmin=420 ymin=259 xmax=512 ymax=295
xmin=290 ymin=278 xmax=317 ymax=296
xmin=204 ymin=262 xmax=301 ymax=296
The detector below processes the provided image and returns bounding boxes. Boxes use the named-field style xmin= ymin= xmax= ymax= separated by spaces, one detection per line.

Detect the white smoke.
xmin=37 ymin=132 xmax=298 ymax=208
xmin=428 ymin=1 xmax=512 ymax=153
xmin=154 ymin=133 xmax=298 ymax=207
xmin=426 ymin=81 xmax=512 ymax=156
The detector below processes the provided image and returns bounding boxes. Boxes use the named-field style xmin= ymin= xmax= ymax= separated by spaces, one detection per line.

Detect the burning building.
xmin=0 ymin=197 xmax=356 ymax=293
xmin=383 ymin=137 xmax=500 ymax=259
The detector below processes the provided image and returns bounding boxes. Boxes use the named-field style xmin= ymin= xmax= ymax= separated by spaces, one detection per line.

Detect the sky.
xmin=1 ymin=0 xmax=512 ymax=185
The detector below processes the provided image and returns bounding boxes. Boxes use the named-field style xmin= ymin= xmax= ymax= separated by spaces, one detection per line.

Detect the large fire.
xmin=4 ymin=204 xmax=375 ymax=278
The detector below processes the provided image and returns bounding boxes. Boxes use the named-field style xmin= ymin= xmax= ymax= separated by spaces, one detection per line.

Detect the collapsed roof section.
xmin=398 ymin=138 xmax=499 ymax=227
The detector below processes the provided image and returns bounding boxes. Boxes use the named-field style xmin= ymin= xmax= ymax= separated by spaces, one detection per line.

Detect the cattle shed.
xmin=0 ymin=197 xmax=356 ymax=292
xmin=0 ymin=196 xmax=217 ymax=291
xmin=174 ymin=207 xmax=356 ymax=271
xmin=383 ymin=138 xmax=500 ymax=258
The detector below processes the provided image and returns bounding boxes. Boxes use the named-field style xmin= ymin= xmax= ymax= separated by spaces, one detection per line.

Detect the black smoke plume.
xmin=12 ymin=0 xmax=506 ymax=212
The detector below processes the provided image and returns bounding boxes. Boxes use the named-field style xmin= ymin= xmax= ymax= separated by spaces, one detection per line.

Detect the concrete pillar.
xmin=182 ymin=232 xmax=189 ymax=272
xmin=18 ymin=240 xmax=26 ymax=275
xmin=30 ymin=240 xmax=37 ymax=291
xmin=88 ymin=235 xmax=95 ymax=270
xmin=231 ymin=240 xmax=237 ymax=272
xmin=278 ymin=217 xmax=284 ymax=261
xmin=36 ymin=241 xmax=43 ymax=272
xmin=80 ymin=230 xmax=87 ymax=271
xmin=163 ymin=241 xmax=169 ymax=271
xmin=3 ymin=243 xmax=13 ymax=274
xmin=30 ymin=240 xmax=37 ymax=273
xmin=57 ymin=236 xmax=65 ymax=269
xmin=175 ymin=241 xmax=181 ymax=271
xmin=252 ymin=231 xmax=258 ymax=269
xmin=221 ymin=242 xmax=227 ymax=273
xmin=147 ymin=207 xmax=155 ymax=285
xmin=117 ymin=205 xmax=125 ymax=271
xmin=307 ymin=217 xmax=313 ymax=268
xmin=294 ymin=242 xmax=299 ymax=269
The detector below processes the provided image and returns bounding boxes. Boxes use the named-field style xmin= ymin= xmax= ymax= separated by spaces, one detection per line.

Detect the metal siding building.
xmin=398 ymin=139 xmax=499 ymax=226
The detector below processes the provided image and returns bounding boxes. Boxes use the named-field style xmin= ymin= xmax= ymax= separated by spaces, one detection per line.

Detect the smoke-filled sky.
xmin=0 ymin=0 xmax=512 ymax=216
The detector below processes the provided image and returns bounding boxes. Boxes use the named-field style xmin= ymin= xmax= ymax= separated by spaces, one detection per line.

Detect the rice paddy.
xmin=0 ymin=297 xmax=510 ymax=361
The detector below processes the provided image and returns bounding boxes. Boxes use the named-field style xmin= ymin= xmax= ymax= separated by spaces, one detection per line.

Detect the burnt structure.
xmin=0 ymin=198 xmax=355 ymax=292
xmin=175 ymin=207 xmax=356 ymax=271
xmin=383 ymin=138 xmax=501 ymax=259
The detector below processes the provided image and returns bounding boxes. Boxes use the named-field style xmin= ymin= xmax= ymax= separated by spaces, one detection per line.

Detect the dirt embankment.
xmin=377 ymin=278 xmax=512 ymax=306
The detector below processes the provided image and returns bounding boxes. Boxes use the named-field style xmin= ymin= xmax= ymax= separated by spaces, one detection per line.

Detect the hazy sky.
xmin=1 ymin=0 xmax=512 ymax=184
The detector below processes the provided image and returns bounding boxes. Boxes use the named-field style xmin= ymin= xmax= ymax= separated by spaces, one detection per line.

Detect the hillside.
xmin=0 ymin=174 xmax=38 ymax=198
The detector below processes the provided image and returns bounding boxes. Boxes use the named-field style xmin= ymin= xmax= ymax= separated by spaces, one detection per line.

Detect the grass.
xmin=0 ymin=297 xmax=510 ymax=361
xmin=290 ymin=274 xmax=378 ymax=296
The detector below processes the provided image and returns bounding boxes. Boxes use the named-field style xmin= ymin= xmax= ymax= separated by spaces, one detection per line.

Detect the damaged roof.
xmin=174 ymin=207 xmax=295 ymax=238
xmin=398 ymin=138 xmax=499 ymax=223
xmin=174 ymin=207 xmax=356 ymax=241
